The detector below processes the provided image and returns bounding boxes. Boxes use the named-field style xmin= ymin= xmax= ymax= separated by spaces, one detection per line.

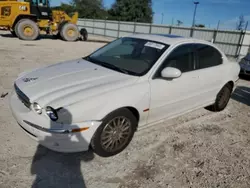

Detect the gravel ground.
xmin=0 ymin=30 xmax=250 ymax=188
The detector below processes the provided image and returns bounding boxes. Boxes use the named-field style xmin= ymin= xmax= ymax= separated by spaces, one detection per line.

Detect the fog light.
xmin=46 ymin=106 xmax=58 ymax=121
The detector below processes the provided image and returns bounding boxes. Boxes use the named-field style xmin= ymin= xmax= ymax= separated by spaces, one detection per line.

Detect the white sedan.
xmin=10 ymin=34 xmax=240 ymax=157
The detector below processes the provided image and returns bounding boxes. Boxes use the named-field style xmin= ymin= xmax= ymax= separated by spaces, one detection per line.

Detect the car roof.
xmin=127 ymin=33 xmax=212 ymax=46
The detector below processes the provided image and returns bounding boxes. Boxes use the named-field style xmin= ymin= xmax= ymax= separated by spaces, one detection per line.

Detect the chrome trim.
xmin=19 ymin=123 xmax=37 ymax=138
xmin=23 ymin=120 xmax=74 ymax=134
xmin=14 ymin=83 xmax=31 ymax=108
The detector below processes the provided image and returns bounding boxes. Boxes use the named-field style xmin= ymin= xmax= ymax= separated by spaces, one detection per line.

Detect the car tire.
xmin=15 ymin=19 xmax=39 ymax=41
xmin=205 ymin=83 xmax=233 ymax=112
xmin=90 ymin=108 xmax=137 ymax=157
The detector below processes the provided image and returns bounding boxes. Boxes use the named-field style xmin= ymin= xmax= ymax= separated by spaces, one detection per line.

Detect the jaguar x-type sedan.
xmin=10 ymin=34 xmax=240 ymax=157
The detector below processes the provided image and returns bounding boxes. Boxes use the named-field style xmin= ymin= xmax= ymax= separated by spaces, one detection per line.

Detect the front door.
xmin=148 ymin=43 xmax=202 ymax=124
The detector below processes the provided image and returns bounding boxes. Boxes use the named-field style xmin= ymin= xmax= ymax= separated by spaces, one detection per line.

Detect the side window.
xmin=31 ymin=0 xmax=37 ymax=5
xmin=38 ymin=0 xmax=47 ymax=6
xmin=195 ymin=44 xmax=222 ymax=69
xmin=155 ymin=44 xmax=195 ymax=78
xmin=1 ymin=6 xmax=11 ymax=16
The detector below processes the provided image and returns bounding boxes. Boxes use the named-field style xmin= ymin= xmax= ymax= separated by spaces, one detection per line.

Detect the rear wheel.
xmin=15 ymin=19 xmax=39 ymax=41
xmin=60 ymin=23 xmax=79 ymax=42
xmin=91 ymin=108 xmax=137 ymax=157
xmin=205 ymin=83 xmax=233 ymax=112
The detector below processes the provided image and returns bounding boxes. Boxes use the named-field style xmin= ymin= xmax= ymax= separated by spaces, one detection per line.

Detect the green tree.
xmin=68 ymin=0 xmax=107 ymax=19
xmin=109 ymin=0 xmax=153 ymax=23
xmin=51 ymin=3 xmax=76 ymax=15
xmin=195 ymin=24 xmax=205 ymax=28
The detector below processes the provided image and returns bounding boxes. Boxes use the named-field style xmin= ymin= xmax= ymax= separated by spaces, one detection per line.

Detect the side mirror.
xmin=161 ymin=67 xmax=182 ymax=79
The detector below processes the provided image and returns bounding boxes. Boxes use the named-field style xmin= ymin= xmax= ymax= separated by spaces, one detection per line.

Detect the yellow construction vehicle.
xmin=0 ymin=0 xmax=88 ymax=41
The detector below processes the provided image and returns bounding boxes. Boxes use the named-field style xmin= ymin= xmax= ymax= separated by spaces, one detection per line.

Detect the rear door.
xmin=148 ymin=43 xmax=203 ymax=124
xmin=193 ymin=43 xmax=225 ymax=103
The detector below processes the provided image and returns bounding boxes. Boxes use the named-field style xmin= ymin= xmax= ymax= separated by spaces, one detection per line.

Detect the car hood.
xmin=14 ymin=58 xmax=139 ymax=108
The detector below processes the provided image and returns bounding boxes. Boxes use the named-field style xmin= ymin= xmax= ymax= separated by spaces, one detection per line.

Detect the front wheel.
xmin=91 ymin=108 xmax=137 ymax=157
xmin=60 ymin=23 xmax=79 ymax=42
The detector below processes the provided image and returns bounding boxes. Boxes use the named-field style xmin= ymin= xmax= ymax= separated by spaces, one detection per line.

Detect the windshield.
xmin=84 ymin=37 xmax=169 ymax=76
xmin=30 ymin=0 xmax=49 ymax=6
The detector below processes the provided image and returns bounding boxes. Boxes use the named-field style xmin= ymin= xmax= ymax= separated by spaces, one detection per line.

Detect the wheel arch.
xmin=58 ymin=21 xmax=69 ymax=32
xmin=101 ymin=106 xmax=140 ymax=128
xmin=90 ymin=106 xmax=140 ymax=157
xmin=227 ymin=81 xmax=234 ymax=90
xmin=205 ymin=80 xmax=235 ymax=112
xmin=124 ymin=106 xmax=140 ymax=122
xmin=12 ymin=14 xmax=37 ymax=29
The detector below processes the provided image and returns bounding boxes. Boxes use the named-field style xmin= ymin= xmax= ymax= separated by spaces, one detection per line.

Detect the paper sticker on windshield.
xmin=145 ymin=42 xmax=165 ymax=49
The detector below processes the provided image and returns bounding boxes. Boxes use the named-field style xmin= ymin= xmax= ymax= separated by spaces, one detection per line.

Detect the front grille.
xmin=14 ymin=83 xmax=31 ymax=108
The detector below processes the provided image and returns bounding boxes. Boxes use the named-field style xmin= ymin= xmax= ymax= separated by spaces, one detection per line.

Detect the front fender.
xmin=65 ymin=81 xmax=150 ymax=127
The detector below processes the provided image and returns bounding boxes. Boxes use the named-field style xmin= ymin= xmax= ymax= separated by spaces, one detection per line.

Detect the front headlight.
xmin=33 ymin=103 xmax=42 ymax=114
xmin=46 ymin=106 xmax=58 ymax=121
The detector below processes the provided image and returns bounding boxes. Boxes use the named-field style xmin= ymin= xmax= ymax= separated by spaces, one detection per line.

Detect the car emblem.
xmin=22 ymin=77 xmax=38 ymax=82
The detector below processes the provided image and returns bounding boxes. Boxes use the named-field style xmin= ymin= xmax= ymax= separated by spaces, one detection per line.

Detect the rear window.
xmin=195 ymin=44 xmax=222 ymax=69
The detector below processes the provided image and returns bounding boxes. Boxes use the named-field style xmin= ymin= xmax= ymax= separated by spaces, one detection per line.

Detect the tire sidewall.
xmin=215 ymin=84 xmax=232 ymax=111
xmin=91 ymin=108 xmax=137 ymax=157
xmin=60 ymin=23 xmax=79 ymax=42
xmin=16 ymin=19 xmax=39 ymax=40
xmin=14 ymin=21 xmax=21 ymax=38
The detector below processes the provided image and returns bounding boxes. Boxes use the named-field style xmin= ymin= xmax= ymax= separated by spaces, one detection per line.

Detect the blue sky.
xmin=51 ymin=0 xmax=250 ymax=30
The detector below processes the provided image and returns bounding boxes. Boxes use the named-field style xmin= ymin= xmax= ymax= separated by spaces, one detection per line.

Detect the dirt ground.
xmin=0 ymin=30 xmax=250 ymax=188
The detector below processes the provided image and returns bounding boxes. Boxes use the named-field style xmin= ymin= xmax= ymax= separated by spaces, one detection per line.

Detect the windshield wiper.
xmin=100 ymin=62 xmax=129 ymax=74
xmin=84 ymin=56 xmax=129 ymax=75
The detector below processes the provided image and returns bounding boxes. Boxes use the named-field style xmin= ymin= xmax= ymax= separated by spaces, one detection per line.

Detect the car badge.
xmin=22 ymin=77 xmax=38 ymax=82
